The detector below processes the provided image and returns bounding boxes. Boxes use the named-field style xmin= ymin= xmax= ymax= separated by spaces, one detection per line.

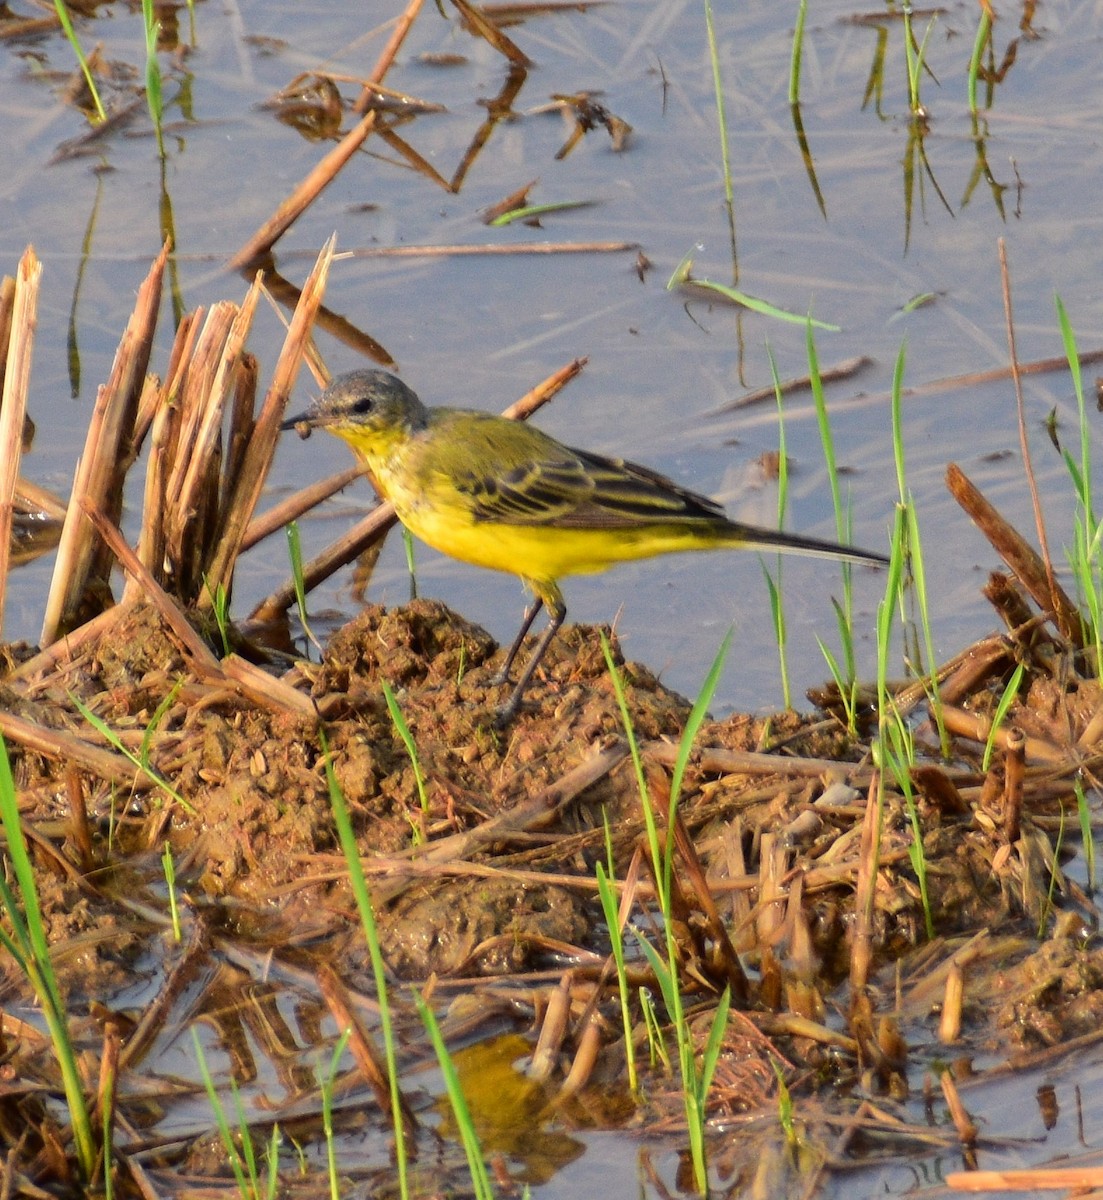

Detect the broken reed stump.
xmin=0 ymin=249 xmax=40 ymax=631
xmin=24 ymin=238 xmax=335 ymax=647
xmin=946 ymin=462 xmax=1083 ymax=647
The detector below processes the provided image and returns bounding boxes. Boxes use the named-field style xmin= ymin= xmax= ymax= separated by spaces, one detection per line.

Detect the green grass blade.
xmin=596 ymin=838 xmax=638 ymax=1095
xmin=52 ymin=0 xmax=107 ymax=122
xmin=321 ymin=1028 xmax=352 ymax=1200
xmin=191 ymin=1029 xmax=253 ymax=1197
xmin=381 ymin=680 xmax=428 ymax=813
xmin=141 ymin=0 xmax=165 ymax=158
xmin=414 ymin=993 xmax=494 ymax=1200
xmin=667 ymin=630 xmax=732 ymax=894
xmin=0 ymin=734 xmax=96 ymax=1180
xmin=982 ymin=663 xmax=1025 ymax=772
xmin=287 ymin=521 xmax=322 ymax=655
xmin=789 ymin=0 xmax=808 ymax=107
xmin=685 ymin=277 xmax=839 ymax=330
xmin=1076 ymin=780 xmax=1096 ymax=893
xmin=320 ymin=729 xmax=410 ymax=1200
xmin=490 ymin=199 xmax=594 ymax=226
xmin=967 ymin=10 xmax=992 ymax=115
xmin=69 ymin=691 xmax=192 ymax=813
xmin=704 ymin=0 xmax=734 ymax=212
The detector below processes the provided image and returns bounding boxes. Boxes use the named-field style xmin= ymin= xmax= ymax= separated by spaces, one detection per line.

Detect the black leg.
xmin=491 ymin=596 xmax=544 ymax=686
xmin=494 ymin=595 xmax=566 ymax=726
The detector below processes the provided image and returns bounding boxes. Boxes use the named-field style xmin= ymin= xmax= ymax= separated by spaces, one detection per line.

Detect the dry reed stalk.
xmin=982 ymin=570 xmax=1038 ymax=634
xmin=938 ymin=962 xmax=964 ymax=1043
xmin=258 ymin=268 xmax=392 ymax=370
xmin=130 ymin=323 xmax=200 ymax=583
xmin=530 ymin=973 xmax=572 ymax=1081
xmin=221 ymin=353 xmax=260 ymax=515
xmin=250 ymin=356 xmax=587 ymax=619
xmin=220 ymin=655 xmax=318 ymax=718
xmin=709 ymin=355 xmax=873 ymax=415
xmin=935 ymin=632 xmax=1016 ymax=706
xmin=317 ymin=963 xmax=419 ymax=1138
xmin=0 ymin=708 xmax=155 ymax=790
xmin=848 ymin=773 xmax=881 ymax=1000
xmin=134 ymin=381 xmax=172 ymax=590
xmin=66 ymin=768 xmax=94 ymax=873
xmin=946 ymin=1167 xmax=1103 ymax=1192
xmin=752 ymin=1012 xmax=859 ymax=1053
xmin=645 ymin=739 xmax=875 ymax=781
xmin=14 ymin=478 xmax=67 ymax=522
xmin=228 ymin=0 xmax=423 ymax=268
xmin=133 ymin=312 xmax=197 ymax=450
xmin=0 ymin=248 xmax=40 ymax=633
xmin=162 ymin=301 xmax=239 ymax=590
xmin=1002 ymin=726 xmax=1026 ymax=843
xmin=94 ymin=1020 xmax=121 ymax=1148
xmin=82 ymin=499 xmax=220 ymax=674
xmin=41 ymin=243 xmax=169 ymax=646
xmin=201 ymin=239 xmax=336 ymax=605
xmin=673 ymin=812 xmax=749 ymax=1002
xmin=0 ymin=274 xmax=15 ymax=387
xmin=172 ymin=283 xmax=262 ymax=568
xmin=240 ymin=464 xmax=363 ymax=551
xmin=334 ymin=240 xmax=641 ymax=258
xmin=939 ymin=704 xmax=1066 ymax=764
xmin=557 ymin=1010 xmax=601 ymax=1101
xmin=939 ymin=1070 xmax=977 ymax=1147
xmin=451 ymin=0 xmax=531 ymax=65
xmin=946 ymin=462 xmax=1083 ymax=646
xmin=251 ymin=502 xmax=395 ymax=621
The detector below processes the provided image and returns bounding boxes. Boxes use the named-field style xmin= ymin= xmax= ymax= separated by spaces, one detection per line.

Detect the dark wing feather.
xmin=457 ymin=440 xmax=726 ymax=530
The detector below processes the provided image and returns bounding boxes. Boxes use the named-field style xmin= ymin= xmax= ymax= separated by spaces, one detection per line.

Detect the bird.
xmin=281 ymin=369 xmax=888 ymax=724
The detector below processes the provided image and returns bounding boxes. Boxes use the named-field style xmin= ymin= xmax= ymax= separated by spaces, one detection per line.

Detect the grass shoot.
xmin=381 ymin=679 xmax=430 ymax=831
xmin=605 ymin=629 xmax=734 ymax=1194
xmin=0 ymin=734 xmax=97 ymax=1182
xmin=414 ymin=993 xmax=494 ymax=1200
xmin=319 ymin=1029 xmax=352 ymax=1200
xmin=982 ymin=662 xmax=1025 ymax=773
xmin=192 ymin=1027 xmax=282 ymax=1200
xmin=161 ymin=843 xmax=182 ymax=942
xmin=595 ymin=809 xmax=638 ymax=1096
xmin=70 ymin=690 xmax=193 ymax=813
xmin=52 ymin=0 xmax=107 ymax=122
xmin=320 ymin=727 xmax=411 ymax=1200
xmin=286 ymin=521 xmax=322 ymax=656
xmin=141 ymin=0 xmax=165 ymax=158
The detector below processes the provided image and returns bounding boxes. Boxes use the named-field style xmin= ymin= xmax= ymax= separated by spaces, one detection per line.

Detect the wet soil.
xmin=1 ymin=593 xmax=1101 ymax=1197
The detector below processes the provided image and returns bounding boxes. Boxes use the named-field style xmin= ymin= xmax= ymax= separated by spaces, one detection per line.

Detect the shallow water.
xmin=5 ymin=0 xmax=1103 ymax=1194
xmin=5 ymin=0 xmax=1101 ymax=713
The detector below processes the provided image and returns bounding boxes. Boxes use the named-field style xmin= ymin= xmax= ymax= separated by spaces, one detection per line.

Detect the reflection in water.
xmin=440 ymin=1033 xmax=585 ymax=1184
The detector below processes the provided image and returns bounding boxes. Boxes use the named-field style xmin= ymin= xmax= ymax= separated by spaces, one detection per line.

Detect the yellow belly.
xmin=399 ymin=503 xmax=721 ymax=585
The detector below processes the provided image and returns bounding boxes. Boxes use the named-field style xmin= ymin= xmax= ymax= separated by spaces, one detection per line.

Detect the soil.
xmin=1 ymin=595 xmax=1100 ymax=1196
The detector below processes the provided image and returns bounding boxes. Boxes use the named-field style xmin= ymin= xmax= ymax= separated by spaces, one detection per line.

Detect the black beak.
xmin=280 ymin=411 xmax=315 ymax=438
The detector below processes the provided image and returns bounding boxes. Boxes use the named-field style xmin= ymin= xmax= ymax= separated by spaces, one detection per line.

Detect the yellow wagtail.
xmin=282 ymin=370 xmax=888 ymax=723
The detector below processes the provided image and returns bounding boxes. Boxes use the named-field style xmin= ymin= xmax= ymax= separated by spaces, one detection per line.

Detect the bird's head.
xmin=281 ymin=370 xmax=428 ymax=450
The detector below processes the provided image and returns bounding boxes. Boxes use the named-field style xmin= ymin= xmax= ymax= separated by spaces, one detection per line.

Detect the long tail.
xmin=724 ymin=521 xmax=888 ymax=566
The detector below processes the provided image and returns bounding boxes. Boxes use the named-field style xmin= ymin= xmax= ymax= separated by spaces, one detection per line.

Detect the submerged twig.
xmin=229 ymin=0 xmax=424 ymax=268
